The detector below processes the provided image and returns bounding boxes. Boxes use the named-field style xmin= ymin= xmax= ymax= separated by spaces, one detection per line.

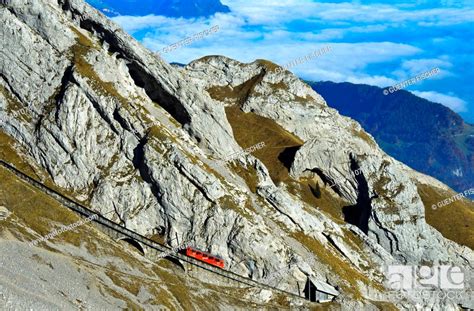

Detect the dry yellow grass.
xmin=0 ymin=165 xmax=300 ymax=309
xmin=223 ymin=104 xmax=351 ymax=223
xmin=286 ymin=178 xmax=348 ymax=222
xmin=417 ymin=183 xmax=474 ymax=249
xmin=0 ymin=131 xmax=38 ymax=177
xmin=229 ymin=161 xmax=259 ymax=193
xmin=225 ymin=105 xmax=303 ymax=185
xmin=70 ymin=26 xmax=153 ymax=127
xmin=207 ymin=72 xmax=265 ymax=105
xmin=0 ymin=84 xmax=33 ymax=123
xmin=291 ymin=231 xmax=385 ymax=301
xmin=371 ymin=301 xmax=400 ymax=311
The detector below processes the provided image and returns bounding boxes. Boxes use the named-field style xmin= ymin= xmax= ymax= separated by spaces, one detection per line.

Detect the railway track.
xmin=0 ymin=159 xmax=310 ymax=303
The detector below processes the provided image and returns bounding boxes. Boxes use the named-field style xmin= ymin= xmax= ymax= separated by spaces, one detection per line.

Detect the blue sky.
xmin=101 ymin=0 xmax=473 ymax=123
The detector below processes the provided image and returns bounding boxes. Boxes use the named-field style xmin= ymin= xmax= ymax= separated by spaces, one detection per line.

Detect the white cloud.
xmin=114 ymin=9 xmax=421 ymax=76
xmin=347 ymin=75 xmax=397 ymax=87
xmin=298 ymin=24 xmax=388 ymax=41
xmin=115 ymin=13 xmax=422 ymax=89
xmin=387 ymin=58 xmax=454 ymax=81
xmin=400 ymin=58 xmax=452 ymax=76
xmin=221 ymin=0 xmax=474 ymax=26
xmin=112 ymin=15 xmax=185 ymax=33
xmin=113 ymin=1 xmax=474 ymax=35
xmin=412 ymin=91 xmax=468 ymax=112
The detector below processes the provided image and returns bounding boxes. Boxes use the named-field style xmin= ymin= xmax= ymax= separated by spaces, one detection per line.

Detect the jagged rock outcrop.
xmin=184 ymin=55 xmax=472 ymax=263
xmin=0 ymin=0 xmax=472 ymax=309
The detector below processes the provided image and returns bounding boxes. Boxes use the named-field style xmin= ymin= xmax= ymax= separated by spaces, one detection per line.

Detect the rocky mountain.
xmin=85 ymin=0 xmax=230 ymax=17
xmin=310 ymin=81 xmax=474 ymax=198
xmin=0 ymin=0 xmax=473 ymax=310
xmin=0 ymin=155 xmax=274 ymax=310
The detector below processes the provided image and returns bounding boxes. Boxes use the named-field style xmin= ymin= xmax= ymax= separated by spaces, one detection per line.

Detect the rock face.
xmin=310 ymin=81 xmax=474 ymax=199
xmin=184 ymin=56 xmax=472 ymax=263
xmin=0 ymin=0 xmax=472 ymax=309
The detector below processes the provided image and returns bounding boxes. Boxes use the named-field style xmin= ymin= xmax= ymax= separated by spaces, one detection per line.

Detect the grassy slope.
xmin=0 ymin=131 xmax=38 ymax=177
xmin=207 ymin=75 xmax=350 ymax=223
xmin=0 ymin=162 xmax=296 ymax=309
xmin=417 ymin=183 xmax=474 ymax=250
xmin=225 ymin=104 xmax=303 ymax=184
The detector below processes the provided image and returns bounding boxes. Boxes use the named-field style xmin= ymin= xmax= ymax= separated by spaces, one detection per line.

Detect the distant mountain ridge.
xmin=309 ymin=81 xmax=474 ymax=196
xmin=86 ymin=0 xmax=230 ymax=17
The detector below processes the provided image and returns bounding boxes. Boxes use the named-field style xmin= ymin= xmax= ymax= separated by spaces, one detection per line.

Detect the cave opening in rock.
xmin=278 ymin=145 xmax=301 ymax=171
xmin=342 ymin=154 xmax=375 ymax=234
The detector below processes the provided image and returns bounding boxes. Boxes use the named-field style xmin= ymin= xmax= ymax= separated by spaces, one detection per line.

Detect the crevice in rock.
xmin=112 ymin=107 xmax=130 ymax=132
xmin=0 ymin=73 xmax=24 ymax=105
xmin=265 ymin=190 xmax=305 ymax=231
xmin=132 ymin=136 xmax=149 ymax=182
xmin=59 ymin=0 xmax=71 ymax=12
xmin=77 ymin=17 xmax=123 ymax=55
xmin=38 ymin=152 xmax=55 ymax=182
xmin=309 ymin=182 xmax=321 ymax=198
xmin=67 ymin=13 xmax=192 ymax=126
xmin=45 ymin=57 xmax=121 ymax=137
xmin=112 ymin=202 xmax=125 ymax=226
xmin=131 ymin=134 xmax=162 ymax=202
xmin=372 ymin=211 xmax=400 ymax=254
xmin=310 ymin=167 xmax=344 ymax=198
xmin=175 ymin=166 xmax=215 ymax=203
xmin=80 ymin=84 xmax=120 ymax=135
xmin=322 ymin=233 xmax=350 ymax=260
xmin=39 ymin=127 xmax=70 ymax=156
xmin=125 ymin=62 xmax=191 ymax=125
xmin=53 ymin=65 xmax=74 ymax=125
xmin=342 ymin=154 xmax=376 ymax=234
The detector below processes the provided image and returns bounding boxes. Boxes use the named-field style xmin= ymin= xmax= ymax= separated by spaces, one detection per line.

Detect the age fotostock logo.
xmin=386 ymin=265 xmax=465 ymax=290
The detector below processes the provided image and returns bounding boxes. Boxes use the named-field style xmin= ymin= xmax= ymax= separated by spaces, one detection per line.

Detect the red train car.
xmin=185 ymin=247 xmax=225 ymax=269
